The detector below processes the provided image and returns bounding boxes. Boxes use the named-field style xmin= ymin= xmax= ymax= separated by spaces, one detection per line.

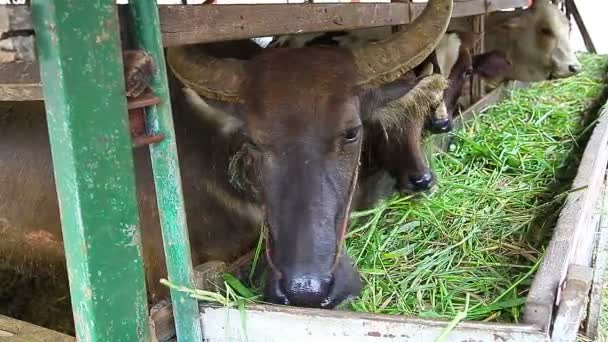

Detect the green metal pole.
xmin=30 ymin=1 xmax=149 ymax=341
xmin=128 ymin=1 xmax=204 ymax=341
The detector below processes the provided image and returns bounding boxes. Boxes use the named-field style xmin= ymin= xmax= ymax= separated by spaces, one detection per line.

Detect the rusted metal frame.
xmin=127 ymin=0 xmax=204 ymax=341
xmin=30 ymin=0 xmax=150 ymax=340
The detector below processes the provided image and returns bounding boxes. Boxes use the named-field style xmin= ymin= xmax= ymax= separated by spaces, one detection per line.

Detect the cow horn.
xmin=353 ymin=0 xmax=453 ymax=86
xmin=166 ymin=44 xmax=247 ymax=103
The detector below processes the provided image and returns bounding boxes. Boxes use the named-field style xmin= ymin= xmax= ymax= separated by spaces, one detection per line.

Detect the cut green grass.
xmin=346 ymin=53 xmax=608 ymax=322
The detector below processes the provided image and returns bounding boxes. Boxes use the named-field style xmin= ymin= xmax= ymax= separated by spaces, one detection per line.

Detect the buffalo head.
xmin=167 ymin=0 xmax=453 ymax=308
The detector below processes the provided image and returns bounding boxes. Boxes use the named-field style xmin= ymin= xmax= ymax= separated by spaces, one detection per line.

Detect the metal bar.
xmin=127 ymin=1 xmax=203 ymax=341
xmin=30 ymin=1 xmax=149 ymax=341
xmin=199 ymin=304 xmax=549 ymax=342
xmin=565 ymin=0 xmax=596 ymax=54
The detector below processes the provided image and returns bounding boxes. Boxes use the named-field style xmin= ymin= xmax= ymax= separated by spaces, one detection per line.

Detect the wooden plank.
xmin=1 ymin=1 xmax=530 ymax=49
xmin=161 ymin=0 xmax=528 ymax=47
xmin=0 ymin=314 xmax=74 ymax=342
xmin=0 ymin=62 xmax=41 ymax=101
xmin=585 ymin=177 xmax=608 ymax=338
xmin=199 ymin=304 xmax=549 ymax=342
xmin=470 ymin=14 xmax=485 ymax=103
xmin=572 ymin=174 xmax=605 ymax=267
xmin=523 ymin=105 xmax=608 ymax=331
xmin=159 ymin=3 xmax=412 ymax=47
xmin=411 ymin=0 xmax=529 ymax=18
xmin=551 ymin=265 xmax=593 ymax=342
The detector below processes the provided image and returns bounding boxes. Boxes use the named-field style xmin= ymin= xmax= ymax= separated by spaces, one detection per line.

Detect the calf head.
xmin=427 ymin=32 xmax=510 ymax=133
xmin=491 ymin=0 xmax=580 ymax=81
xmin=167 ymin=0 xmax=453 ymax=309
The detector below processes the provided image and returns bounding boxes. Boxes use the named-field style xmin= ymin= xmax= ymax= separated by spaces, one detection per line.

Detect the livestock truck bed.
xmin=147 ymin=53 xmax=608 ymax=342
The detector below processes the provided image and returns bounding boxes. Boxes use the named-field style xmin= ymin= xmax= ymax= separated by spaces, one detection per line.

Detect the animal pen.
xmin=0 ymin=0 xmax=605 ymax=341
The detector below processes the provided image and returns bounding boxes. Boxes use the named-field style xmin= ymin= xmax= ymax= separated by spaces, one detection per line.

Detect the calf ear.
xmin=472 ymin=50 xmax=511 ymax=79
xmin=182 ymin=87 xmax=246 ymax=136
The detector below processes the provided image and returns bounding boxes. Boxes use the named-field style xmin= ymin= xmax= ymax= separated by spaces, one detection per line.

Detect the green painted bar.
xmin=128 ymin=1 xmax=204 ymax=341
xmin=30 ymin=1 xmax=149 ymax=341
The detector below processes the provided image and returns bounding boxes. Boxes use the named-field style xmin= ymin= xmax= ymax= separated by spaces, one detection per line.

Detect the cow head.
xmin=167 ymin=0 xmax=453 ymax=309
xmin=492 ymin=0 xmax=580 ymax=81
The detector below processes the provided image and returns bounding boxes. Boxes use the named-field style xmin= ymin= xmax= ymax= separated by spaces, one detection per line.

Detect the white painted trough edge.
xmin=198 ymin=303 xmax=548 ymax=342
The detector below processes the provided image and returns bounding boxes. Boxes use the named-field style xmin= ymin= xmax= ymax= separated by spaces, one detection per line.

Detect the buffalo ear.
xmin=359 ymin=70 xmax=418 ymax=119
xmin=182 ymin=87 xmax=246 ymax=136
xmin=473 ymin=50 xmax=511 ymax=79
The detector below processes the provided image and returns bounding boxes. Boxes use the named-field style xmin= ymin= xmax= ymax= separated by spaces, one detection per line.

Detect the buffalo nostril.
xmin=281 ymin=274 xmax=333 ymax=307
xmin=569 ymin=64 xmax=581 ymax=73
xmin=409 ymin=172 xmax=434 ymax=191
xmin=429 ymin=118 xmax=452 ymax=134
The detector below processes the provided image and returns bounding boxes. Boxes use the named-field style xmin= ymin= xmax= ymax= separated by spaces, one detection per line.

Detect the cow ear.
xmin=182 ymin=87 xmax=246 ymax=136
xmin=472 ymin=50 xmax=512 ymax=79
xmin=499 ymin=17 xmax=525 ymax=31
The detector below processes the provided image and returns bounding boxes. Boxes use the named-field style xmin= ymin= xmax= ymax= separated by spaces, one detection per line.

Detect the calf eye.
xmin=344 ymin=126 xmax=361 ymax=143
xmin=540 ymin=28 xmax=553 ymax=36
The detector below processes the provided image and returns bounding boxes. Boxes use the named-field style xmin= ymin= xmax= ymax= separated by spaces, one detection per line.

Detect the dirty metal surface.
xmin=30 ymin=0 xmax=149 ymax=340
xmin=199 ymin=304 xmax=549 ymax=342
xmin=127 ymin=0 xmax=204 ymax=341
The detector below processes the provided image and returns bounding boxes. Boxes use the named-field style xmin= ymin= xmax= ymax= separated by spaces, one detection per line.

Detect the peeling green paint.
xmin=128 ymin=1 xmax=204 ymax=341
xmin=31 ymin=1 xmax=149 ymax=341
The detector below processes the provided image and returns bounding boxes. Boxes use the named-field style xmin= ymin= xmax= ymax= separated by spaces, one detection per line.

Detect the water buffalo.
xmin=0 ymin=0 xmax=454 ymax=323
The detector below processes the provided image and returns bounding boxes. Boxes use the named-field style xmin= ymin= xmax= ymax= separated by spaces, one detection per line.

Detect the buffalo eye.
xmin=343 ymin=126 xmax=362 ymax=144
xmin=540 ymin=27 xmax=553 ymax=36
xmin=246 ymin=139 xmax=261 ymax=153
xmin=464 ymin=68 xmax=474 ymax=77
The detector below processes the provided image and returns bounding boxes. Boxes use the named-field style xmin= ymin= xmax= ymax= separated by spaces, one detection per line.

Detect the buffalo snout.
xmin=264 ymin=252 xmax=361 ymax=309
